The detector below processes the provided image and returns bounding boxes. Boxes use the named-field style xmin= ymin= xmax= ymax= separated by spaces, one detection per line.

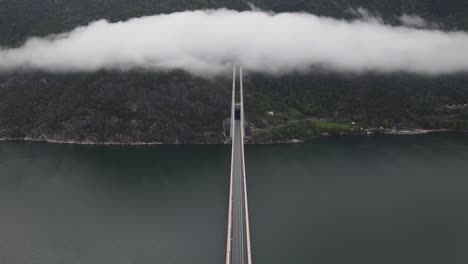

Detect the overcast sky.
xmin=1 ymin=9 xmax=468 ymax=76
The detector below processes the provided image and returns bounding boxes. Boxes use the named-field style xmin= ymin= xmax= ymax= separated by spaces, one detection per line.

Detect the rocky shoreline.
xmin=249 ymin=128 xmax=458 ymax=144
xmin=382 ymin=128 xmax=450 ymax=135
xmin=0 ymin=128 xmax=461 ymax=146
xmin=0 ymin=137 xmax=163 ymax=146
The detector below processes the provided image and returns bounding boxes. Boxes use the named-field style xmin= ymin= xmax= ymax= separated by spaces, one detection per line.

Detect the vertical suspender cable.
xmin=226 ymin=65 xmax=236 ymax=264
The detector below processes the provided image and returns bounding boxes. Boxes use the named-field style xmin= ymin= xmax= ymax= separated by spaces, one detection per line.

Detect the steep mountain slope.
xmin=1 ymin=0 xmax=467 ymax=143
xmin=250 ymin=0 xmax=468 ymax=29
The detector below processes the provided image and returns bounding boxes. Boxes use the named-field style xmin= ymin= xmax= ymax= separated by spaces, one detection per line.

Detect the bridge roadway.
xmin=226 ymin=66 xmax=252 ymax=264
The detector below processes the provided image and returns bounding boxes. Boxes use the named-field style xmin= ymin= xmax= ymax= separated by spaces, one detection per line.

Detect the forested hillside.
xmin=1 ymin=0 xmax=467 ymax=47
xmin=1 ymin=0 xmax=468 ymax=143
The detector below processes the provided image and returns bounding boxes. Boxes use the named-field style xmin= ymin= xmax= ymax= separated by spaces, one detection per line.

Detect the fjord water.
xmin=1 ymin=134 xmax=468 ymax=264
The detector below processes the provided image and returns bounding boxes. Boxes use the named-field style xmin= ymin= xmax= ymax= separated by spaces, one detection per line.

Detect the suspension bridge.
xmin=225 ymin=66 xmax=252 ymax=264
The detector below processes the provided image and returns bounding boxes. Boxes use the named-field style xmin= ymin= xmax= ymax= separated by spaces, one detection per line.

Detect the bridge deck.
xmin=226 ymin=66 xmax=251 ymax=264
xmin=229 ymin=120 xmax=249 ymax=264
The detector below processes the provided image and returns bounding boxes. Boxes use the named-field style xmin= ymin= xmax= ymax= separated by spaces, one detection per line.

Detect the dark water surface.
xmin=1 ymin=134 xmax=468 ymax=264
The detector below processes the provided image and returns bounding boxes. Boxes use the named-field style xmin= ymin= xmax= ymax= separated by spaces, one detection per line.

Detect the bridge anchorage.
xmin=225 ymin=66 xmax=252 ymax=264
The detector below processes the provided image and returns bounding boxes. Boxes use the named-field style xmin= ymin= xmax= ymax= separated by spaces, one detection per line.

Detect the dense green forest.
xmin=1 ymin=0 xmax=468 ymax=143
xmin=1 ymin=0 xmax=467 ymax=47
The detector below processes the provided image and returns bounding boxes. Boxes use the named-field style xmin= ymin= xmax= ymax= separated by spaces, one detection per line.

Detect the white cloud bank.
xmin=399 ymin=14 xmax=429 ymax=28
xmin=1 ymin=9 xmax=468 ymax=76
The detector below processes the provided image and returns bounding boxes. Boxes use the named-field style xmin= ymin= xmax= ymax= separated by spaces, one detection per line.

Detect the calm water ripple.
xmin=1 ymin=133 xmax=467 ymax=264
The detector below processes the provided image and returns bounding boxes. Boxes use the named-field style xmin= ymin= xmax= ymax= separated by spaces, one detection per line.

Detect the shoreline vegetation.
xmin=248 ymin=118 xmax=458 ymax=144
xmin=0 ymin=137 xmax=163 ymax=146
xmin=251 ymin=128 xmax=453 ymax=144
xmin=0 ymin=126 xmax=459 ymax=146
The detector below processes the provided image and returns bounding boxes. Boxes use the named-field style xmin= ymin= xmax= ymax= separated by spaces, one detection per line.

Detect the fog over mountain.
xmin=1 ymin=9 xmax=468 ymax=76
xmin=1 ymin=1 xmax=468 ymax=144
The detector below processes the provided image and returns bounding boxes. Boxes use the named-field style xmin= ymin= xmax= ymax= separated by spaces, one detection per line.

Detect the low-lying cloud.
xmin=1 ymin=9 xmax=468 ymax=76
xmin=399 ymin=14 xmax=429 ymax=28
